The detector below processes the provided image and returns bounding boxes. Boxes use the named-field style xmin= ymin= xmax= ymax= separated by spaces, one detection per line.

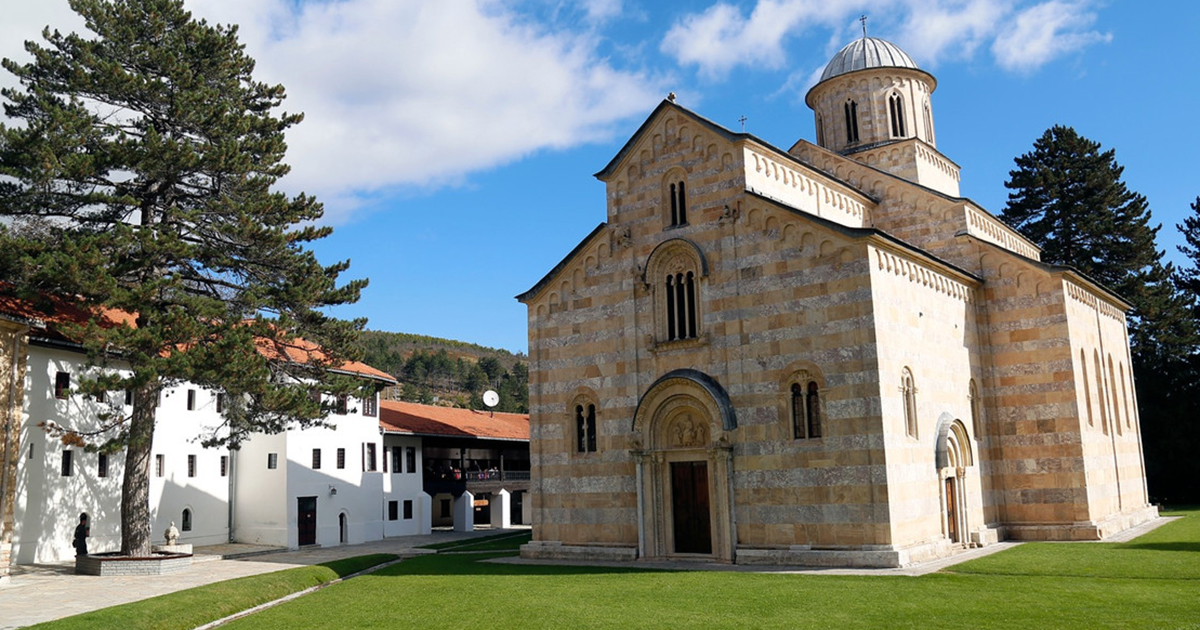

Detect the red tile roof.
xmin=0 ymin=285 xmax=394 ymax=384
xmin=379 ymin=399 xmax=529 ymax=441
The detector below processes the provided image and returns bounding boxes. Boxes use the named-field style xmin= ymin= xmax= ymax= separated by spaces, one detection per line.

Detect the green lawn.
xmin=28 ymin=554 xmax=395 ymax=630
xmin=220 ymin=511 xmax=1200 ymax=630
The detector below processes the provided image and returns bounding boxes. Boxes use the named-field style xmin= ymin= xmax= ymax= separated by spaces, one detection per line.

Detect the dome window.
xmin=889 ymin=92 xmax=906 ymax=138
xmin=844 ymin=100 xmax=860 ymax=143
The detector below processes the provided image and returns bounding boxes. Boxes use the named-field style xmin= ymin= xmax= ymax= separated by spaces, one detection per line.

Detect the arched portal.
xmin=936 ymin=418 xmax=973 ymax=545
xmin=631 ymin=370 xmax=736 ymax=562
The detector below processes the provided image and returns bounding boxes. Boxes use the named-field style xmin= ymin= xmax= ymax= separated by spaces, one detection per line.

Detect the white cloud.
xmin=583 ymin=0 xmax=624 ymax=22
xmin=661 ymin=0 xmax=1110 ymax=81
xmin=991 ymin=1 xmax=1112 ymax=72
xmin=661 ymin=0 xmax=843 ymax=78
xmin=0 ymin=0 xmax=664 ymax=224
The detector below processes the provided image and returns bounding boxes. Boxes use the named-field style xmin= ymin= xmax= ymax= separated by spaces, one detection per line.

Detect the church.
xmin=516 ymin=36 xmax=1156 ymax=567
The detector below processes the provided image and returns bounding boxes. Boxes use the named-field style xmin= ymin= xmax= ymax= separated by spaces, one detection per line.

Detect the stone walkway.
xmin=0 ymin=529 xmax=508 ymax=630
xmin=0 ymin=517 xmax=1176 ymax=629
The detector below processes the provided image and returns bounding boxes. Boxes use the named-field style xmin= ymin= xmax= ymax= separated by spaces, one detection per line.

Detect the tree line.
xmin=358 ymin=333 xmax=529 ymax=413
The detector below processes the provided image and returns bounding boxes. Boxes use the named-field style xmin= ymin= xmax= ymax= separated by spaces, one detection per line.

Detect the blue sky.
xmin=3 ymin=0 xmax=1198 ymax=354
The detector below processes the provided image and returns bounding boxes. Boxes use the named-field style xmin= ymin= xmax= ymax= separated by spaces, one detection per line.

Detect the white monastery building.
xmin=0 ymin=292 xmax=527 ymax=580
xmin=517 ymin=37 xmax=1156 ymax=567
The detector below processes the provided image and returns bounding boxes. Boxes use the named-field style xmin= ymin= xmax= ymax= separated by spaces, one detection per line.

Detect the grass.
xmin=221 ymin=511 xmax=1200 ymax=630
xmin=28 ymin=554 xmax=395 ymax=630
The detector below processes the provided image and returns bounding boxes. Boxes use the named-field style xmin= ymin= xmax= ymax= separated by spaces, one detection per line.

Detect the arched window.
xmin=815 ymin=113 xmax=825 ymax=147
xmin=646 ymin=240 xmax=706 ymax=345
xmin=888 ymin=92 xmax=906 ymax=137
xmin=923 ymin=101 xmax=934 ymax=143
xmin=1094 ymin=350 xmax=1108 ymax=435
xmin=902 ymin=368 xmax=917 ymax=438
xmin=1120 ymin=363 xmax=1131 ymax=430
xmin=968 ymin=379 xmax=982 ymax=438
xmin=575 ymin=403 xmax=597 ymax=453
xmin=1081 ymin=349 xmax=1093 ymax=427
xmin=181 ymin=508 xmax=192 ymax=532
xmin=791 ymin=380 xmax=821 ymax=439
xmin=665 ymin=271 xmax=697 ymax=341
xmin=1108 ymin=355 xmax=1121 ymax=435
xmin=844 ymin=100 xmax=859 ymax=143
xmin=669 ymin=180 xmax=688 ymax=226
xmin=339 ymin=513 xmax=348 ymax=544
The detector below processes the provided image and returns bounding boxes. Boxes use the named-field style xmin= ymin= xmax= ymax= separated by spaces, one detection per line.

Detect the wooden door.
xmin=298 ymin=496 xmax=317 ymax=546
xmin=671 ymin=461 xmax=712 ymax=554
xmin=945 ymin=478 xmax=958 ymax=543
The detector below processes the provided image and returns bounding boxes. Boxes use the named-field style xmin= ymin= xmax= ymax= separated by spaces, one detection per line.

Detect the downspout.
xmin=227 ymin=448 xmax=237 ymax=542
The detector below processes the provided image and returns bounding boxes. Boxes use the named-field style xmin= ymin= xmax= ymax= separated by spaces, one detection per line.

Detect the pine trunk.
xmin=120 ymin=383 xmax=159 ymax=557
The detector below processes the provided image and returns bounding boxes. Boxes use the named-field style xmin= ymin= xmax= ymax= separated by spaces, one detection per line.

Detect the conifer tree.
xmin=0 ymin=0 xmax=367 ymax=555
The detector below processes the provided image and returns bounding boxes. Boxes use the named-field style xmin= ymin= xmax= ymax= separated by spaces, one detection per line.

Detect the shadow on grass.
xmin=1118 ymin=542 xmax=1200 ymax=552
xmin=374 ymin=552 xmax=662 ymax=577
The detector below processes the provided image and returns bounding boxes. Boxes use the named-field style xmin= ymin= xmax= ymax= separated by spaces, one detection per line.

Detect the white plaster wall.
xmin=14 ymin=345 xmax=230 ymax=563
xmin=233 ymin=431 xmax=288 ymax=546
xmin=382 ymin=435 xmax=426 ymax=537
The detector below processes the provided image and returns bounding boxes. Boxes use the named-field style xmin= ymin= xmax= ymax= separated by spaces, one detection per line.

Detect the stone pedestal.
xmin=152 ymin=543 xmax=193 ymax=554
xmin=490 ymin=489 xmax=511 ymax=529
xmin=75 ymin=552 xmax=192 ymax=576
xmin=454 ymin=491 xmax=474 ymax=532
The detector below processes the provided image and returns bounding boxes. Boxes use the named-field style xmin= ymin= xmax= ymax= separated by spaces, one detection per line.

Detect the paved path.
xmin=0 ymin=529 xmax=509 ymax=629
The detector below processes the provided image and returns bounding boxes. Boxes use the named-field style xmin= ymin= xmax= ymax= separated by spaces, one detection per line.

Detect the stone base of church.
xmin=736 ymin=545 xmax=907 ymax=568
xmin=1006 ymin=504 xmax=1160 ymax=541
xmin=520 ymin=541 xmax=638 ymax=562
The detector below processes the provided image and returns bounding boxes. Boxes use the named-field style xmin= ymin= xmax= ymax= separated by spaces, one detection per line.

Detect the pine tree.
xmin=0 ymin=0 xmax=367 ymax=555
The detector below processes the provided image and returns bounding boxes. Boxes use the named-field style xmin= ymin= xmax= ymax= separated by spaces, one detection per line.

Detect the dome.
xmin=818 ymin=37 xmax=921 ymax=83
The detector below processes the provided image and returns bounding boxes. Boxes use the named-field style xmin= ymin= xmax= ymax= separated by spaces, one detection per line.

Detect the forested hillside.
xmin=357 ymin=330 xmax=529 ymax=413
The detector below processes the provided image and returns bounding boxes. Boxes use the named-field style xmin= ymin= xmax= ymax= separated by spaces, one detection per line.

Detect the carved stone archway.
xmin=631 ymin=370 xmax=735 ymax=562
xmin=936 ymin=417 xmax=973 ymax=545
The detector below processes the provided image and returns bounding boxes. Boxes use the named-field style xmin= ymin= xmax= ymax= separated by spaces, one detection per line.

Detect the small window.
xmin=98 ymin=452 xmax=108 ymax=478
xmin=337 ymin=447 xmax=346 ymax=469
xmin=406 ymin=447 xmax=416 ymax=473
xmin=364 ymin=443 xmax=377 ymax=472
xmin=216 ymin=392 xmax=225 ymax=413
xmin=888 ymin=92 xmax=906 ymax=137
xmin=440 ymin=499 xmax=451 ymax=518
xmin=125 ymin=389 xmax=133 ymax=406
xmin=155 ymin=454 xmax=165 ymax=477
xmin=336 ymin=395 xmax=348 ymax=415
xmin=61 ymin=450 xmax=73 ymax=476
xmin=187 ymin=389 xmax=196 ymax=411
xmin=220 ymin=455 xmax=228 ymax=477
xmin=187 ymin=454 xmax=196 ymax=478
xmin=55 ymin=372 xmax=70 ymax=399
xmin=391 ymin=447 xmax=402 ymax=473
xmin=388 ymin=501 xmax=399 ymax=521
xmin=902 ymin=368 xmax=918 ymax=438
xmin=403 ymin=500 xmax=413 ymax=520
xmin=969 ymin=379 xmax=983 ymax=438
xmin=791 ymin=381 xmax=821 ymax=439
xmin=95 ymin=389 xmax=106 ymax=403
xmin=267 ymin=453 xmax=278 ymax=469
xmin=363 ymin=393 xmax=377 ymax=417
xmin=923 ymin=101 xmax=935 ymax=143
xmin=182 ymin=508 xmax=192 ymax=532
xmin=669 ymin=180 xmax=687 ymax=226
xmin=312 ymin=448 xmax=322 ymax=470
xmin=575 ymin=403 xmax=597 ymax=453
xmin=844 ymin=100 xmax=860 ymax=143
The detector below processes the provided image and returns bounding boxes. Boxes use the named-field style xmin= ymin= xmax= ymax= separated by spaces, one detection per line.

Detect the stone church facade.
xmin=517 ymin=37 xmax=1156 ymax=567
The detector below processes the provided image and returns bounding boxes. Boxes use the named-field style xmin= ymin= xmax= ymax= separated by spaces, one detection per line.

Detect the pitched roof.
xmin=379 ymin=399 xmax=529 ymax=441
xmin=0 ymin=285 xmax=394 ymax=384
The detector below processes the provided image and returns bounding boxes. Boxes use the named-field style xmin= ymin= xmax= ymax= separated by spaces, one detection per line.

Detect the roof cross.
xmin=738 ymin=115 xmax=748 ymax=132
xmin=860 ymin=14 xmax=868 ymax=38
